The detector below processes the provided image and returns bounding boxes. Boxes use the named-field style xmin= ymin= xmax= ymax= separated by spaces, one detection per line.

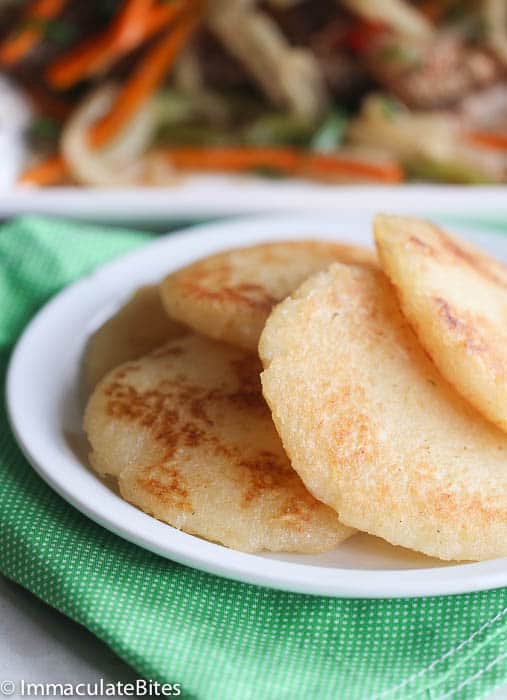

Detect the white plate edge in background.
xmin=2 ymin=182 xmax=507 ymax=224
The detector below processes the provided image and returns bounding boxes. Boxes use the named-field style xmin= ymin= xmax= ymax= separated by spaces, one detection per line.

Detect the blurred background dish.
xmin=0 ymin=0 xmax=506 ymax=189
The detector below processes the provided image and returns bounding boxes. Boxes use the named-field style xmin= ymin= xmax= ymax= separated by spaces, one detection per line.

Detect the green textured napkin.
xmin=2 ymin=215 xmax=507 ymax=700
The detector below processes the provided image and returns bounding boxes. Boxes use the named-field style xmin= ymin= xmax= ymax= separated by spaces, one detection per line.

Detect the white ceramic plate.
xmin=7 ymin=212 xmax=507 ymax=598
xmin=2 ymin=182 xmax=507 ymax=225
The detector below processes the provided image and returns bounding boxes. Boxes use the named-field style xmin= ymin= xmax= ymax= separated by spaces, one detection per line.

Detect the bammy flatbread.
xmin=375 ymin=214 xmax=507 ymax=433
xmin=260 ymin=262 xmax=507 ymax=561
xmin=160 ymin=241 xmax=375 ymax=352
xmin=84 ymin=285 xmax=185 ymax=390
xmin=84 ymin=333 xmax=352 ymax=553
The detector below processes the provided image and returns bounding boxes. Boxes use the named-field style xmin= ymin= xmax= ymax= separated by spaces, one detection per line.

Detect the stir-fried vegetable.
xmin=161 ymin=145 xmax=404 ymax=183
xmin=349 ymin=94 xmax=506 ymax=183
xmin=4 ymin=0 xmax=506 ymax=187
xmin=310 ymin=111 xmax=348 ymax=152
xmin=243 ymin=113 xmax=317 ymax=147
xmin=405 ymin=156 xmax=499 ymax=185
xmin=467 ymin=131 xmax=507 ymax=151
xmin=90 ymin=7 xmax=200 ymax=147
xmin=19 ymin=153 xmax=67 ymax=185
xmin=207 ymin=0 xmax=327 ymax=121
xmin=484 ymin=0 xmax=507 ymax=67
xmin=62 ymin=84 xmax=159 ymax=186
xmin=46 ymin=0 xmax=185 ymax=88
xmin=0 ymin=0 xmax=67 ymax=65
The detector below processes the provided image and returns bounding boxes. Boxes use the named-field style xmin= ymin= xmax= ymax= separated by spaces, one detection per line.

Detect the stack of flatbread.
xmin=84 ymin=218 xmax=507 ymax=561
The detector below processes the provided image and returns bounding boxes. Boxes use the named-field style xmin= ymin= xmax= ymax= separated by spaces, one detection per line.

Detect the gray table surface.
xmin=1 ymin=573 xmax=507 ymax=700
xmin=0 ymin=575 xmax=138 ymax=699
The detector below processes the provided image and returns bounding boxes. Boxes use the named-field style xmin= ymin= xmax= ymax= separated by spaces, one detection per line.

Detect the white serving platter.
xmin=1 ymin=182 xmax=506 ymax=225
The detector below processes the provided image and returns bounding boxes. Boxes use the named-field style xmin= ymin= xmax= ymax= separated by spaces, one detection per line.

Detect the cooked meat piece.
xmin=342 ymin=0 xmax=433 ymax=41
xmin=0 ymin=1 xmax=22 ymax=33
xmin=261 ymin=1 xmax=366 ymax=99
xmin=313 ymin=47 xmax=368 ymax=97
xmin=200 ymin=2 xmax=364 ymax=103
xmin=195 ymin=30 xmax=254 ymax=90
xmin=365 ymin=32 xmax=500 ymax=109
xmin=459 ymin=84 xmax=507 ymax=131
xmin=309 ymin=18 xmax=370 ymax=99
xmin=263 ymin=0 xmax=341 ymax=45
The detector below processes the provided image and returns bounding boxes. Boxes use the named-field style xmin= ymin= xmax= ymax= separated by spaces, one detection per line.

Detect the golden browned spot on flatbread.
xmin=259 ymin=262 xmax=507 ymax=561
xmin=375 ymin=214 xmax=507 ymax=432
xmin=136 ymin=465 xmax=192 ymax=513
xmin=84 ymin=333 xmax=352 ymax=552
xmin=160 ymin=241 xmax=376 ymax=352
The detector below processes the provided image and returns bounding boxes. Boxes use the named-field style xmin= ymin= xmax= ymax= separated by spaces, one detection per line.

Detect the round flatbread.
xmin=160 ymin=241 xmax=376 ymax=352
xmin=374 ymin=214 xmax=507 ymax=433
xmin=84 ymin=285 xmax=186 ymax=391
xmin=259 ymin=262 xmax=507 ymax=561
xmin=84 ymin=334 xmax=352 ymax=553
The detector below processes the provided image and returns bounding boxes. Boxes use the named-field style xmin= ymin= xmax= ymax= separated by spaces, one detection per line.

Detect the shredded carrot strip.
xmin=47 ymin=0 xmax=187 ymax=89
xmin=18 ymin=155 xmax=68 ymax=186
xmin=18 ymin=147 xmax=403 ymax=187
xmin=162 ymin=146 xmax=404 ymax=183
xmin=46 ymin=35 xmax=114 ymax=88
xmin=90 ymin=8 xmax=199 ymax=148
xmin=467 ymin=131 xmax=507 ymax=151
xmin=165 ymin=147 xmax=301 ymax=172
xmin=113 ymin=0 xmax=155 ymax=50
xmin=0 ymin=0 xmax=66 ymax=65
xmin=303 ymin=152 xmax=404 ymax=183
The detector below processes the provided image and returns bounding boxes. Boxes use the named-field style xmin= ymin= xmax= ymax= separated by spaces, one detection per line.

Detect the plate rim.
xmin=7 ymin=211 xmax=507 ymax=599
xmin=2 ymin=183 xmax=507 ymax=223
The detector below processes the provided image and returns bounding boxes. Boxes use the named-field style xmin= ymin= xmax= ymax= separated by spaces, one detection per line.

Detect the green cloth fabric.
xmin=2 ymin=215 xmax=507 ymax=700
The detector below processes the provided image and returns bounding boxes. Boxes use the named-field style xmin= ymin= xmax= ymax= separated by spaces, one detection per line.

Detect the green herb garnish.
xmin=22 ymin=18 xmax=77 ymax=46
xmin=248 ymin=166 xmax=286 ymax=179
xmin=379 ymin=96 xmax=404 ymax=121
xmin=310 ymin=110 xmax=348 ymax=153
xmin=379 ymin=44 xmax=421 ymax=66
xmin=27 ymin=116 xmax=60 ymax=144
xmin=244 ymin=113 xmax=315 ymax=147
